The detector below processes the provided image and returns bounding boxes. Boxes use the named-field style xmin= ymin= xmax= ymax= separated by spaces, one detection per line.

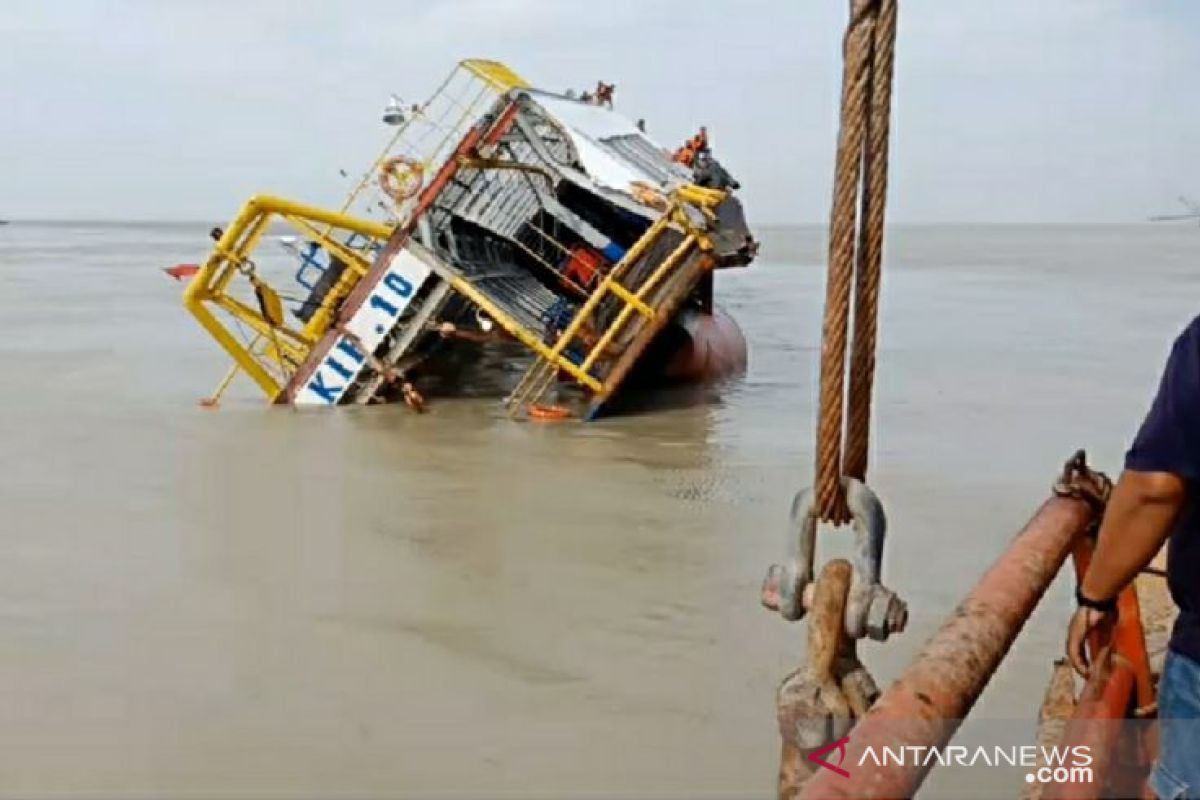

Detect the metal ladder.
xmin=506 ymin=357 xmax=560 ymax=412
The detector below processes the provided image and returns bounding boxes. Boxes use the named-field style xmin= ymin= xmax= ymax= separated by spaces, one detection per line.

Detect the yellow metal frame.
xmin=461 ymin=59 xmax=530 ymax=92
xmin=504 ymin=185 xmax=727 ymax=408
xmin=337 ymin=59 xmax=529 ymax=222
xmin=183 ymin=195 xmax=394 ymax=402
xmin=183 ymin=60 xmax=748 ymax=412
xmin=184 ymin=47 xmax=723 ymax=409
xmin=185 ymin=60 xmax=530 ymax=405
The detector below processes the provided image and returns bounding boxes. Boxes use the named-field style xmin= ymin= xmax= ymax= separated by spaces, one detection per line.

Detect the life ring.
xmin=527 ymin=403 xmax=570 ymax=422
xmin=378 ymin=156 xmax=425 ymax=203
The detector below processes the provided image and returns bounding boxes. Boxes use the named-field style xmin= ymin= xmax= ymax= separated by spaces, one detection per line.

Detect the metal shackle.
xmin=761 ymin=478 xmax=908 ymax=641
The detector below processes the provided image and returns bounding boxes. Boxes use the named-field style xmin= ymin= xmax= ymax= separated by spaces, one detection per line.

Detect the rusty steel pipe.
xmin=797 ymin=494 xmax=1096 ymax=800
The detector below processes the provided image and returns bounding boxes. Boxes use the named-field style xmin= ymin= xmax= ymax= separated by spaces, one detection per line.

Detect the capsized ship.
xmin=182 ymin=59 xmax=757 ymax=418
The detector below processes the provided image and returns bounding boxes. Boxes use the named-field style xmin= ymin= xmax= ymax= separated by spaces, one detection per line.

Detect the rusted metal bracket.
xmin=778 ymin=561 xmax=855 ymax=751
xmin=761 ymin=478 xmax=908 ymax=641
xmin=1053 ymin=450 xmax=1112 ymax=533
xmin=777 ymin=559 xmax=881 ymax=798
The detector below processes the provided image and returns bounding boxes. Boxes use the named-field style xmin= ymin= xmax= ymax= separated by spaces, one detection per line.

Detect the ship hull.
xmin=634 ymin=306 xmax=747 ymax=386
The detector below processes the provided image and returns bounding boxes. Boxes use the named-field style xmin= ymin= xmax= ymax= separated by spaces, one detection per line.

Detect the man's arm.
xmin=1081 ymin=470 xmax=1184 ymax=600
xmin=1066 ymin=318 xmax=1200 ymax=675
xmin=1066 ymin=469 xmax=1183 ymax=675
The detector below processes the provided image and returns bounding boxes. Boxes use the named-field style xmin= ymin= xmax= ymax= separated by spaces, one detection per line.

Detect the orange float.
xmin=527 ymin=403 xmax=570 ymax=422
xmin=378 ymin=156 xmax=425 ymax=203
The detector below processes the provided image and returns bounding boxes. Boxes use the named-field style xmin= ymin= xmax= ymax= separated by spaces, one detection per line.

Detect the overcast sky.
xmin=1 ymin=0 xmax=1197 ymax=223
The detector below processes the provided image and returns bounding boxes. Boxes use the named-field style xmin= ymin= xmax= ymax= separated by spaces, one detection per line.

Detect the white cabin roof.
xmin=524 ymin=89 xmax=691 ymax=199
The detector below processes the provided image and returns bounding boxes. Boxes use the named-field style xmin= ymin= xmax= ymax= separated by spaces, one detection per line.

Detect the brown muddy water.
xmin=1 ymin=222 xmax=1198 ymax=797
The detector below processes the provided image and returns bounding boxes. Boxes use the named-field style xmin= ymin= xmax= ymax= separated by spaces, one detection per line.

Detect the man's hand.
xmin=1062 ymin=469 xmax=1181 ymax=677
xmin=1065 ymin=606 xmax=1115 ymax=676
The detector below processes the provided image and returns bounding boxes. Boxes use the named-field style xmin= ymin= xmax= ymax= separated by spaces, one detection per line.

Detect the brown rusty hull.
xmin=661 ymin=307 xmax=748 ymax=383
xmin=625 ymin=306 xmax=748 ymax=390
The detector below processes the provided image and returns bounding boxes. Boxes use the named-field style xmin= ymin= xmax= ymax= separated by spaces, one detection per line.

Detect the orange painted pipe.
xmin=1043 ymin=655 xmax=1136 ymax=800
xmin=797 ymin=495 xmax=1096 ymax=800
xmin=1070 ymin=540 xmax=1155 ymax=708
xmin=1043 ymin=538 xmax=1156 ymax=799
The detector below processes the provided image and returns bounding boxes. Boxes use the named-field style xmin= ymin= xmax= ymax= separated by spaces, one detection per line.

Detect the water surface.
xmin=1 ymin=221 xmax=1197 ymax=796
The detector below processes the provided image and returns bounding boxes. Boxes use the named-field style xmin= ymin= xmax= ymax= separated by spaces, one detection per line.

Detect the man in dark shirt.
xmin=1067 ymin=316 xmax=1200 ymax=798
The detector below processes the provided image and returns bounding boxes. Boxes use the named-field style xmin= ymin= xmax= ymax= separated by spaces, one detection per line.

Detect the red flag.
xmin=164 ymin=264 xmax=200 ymax=281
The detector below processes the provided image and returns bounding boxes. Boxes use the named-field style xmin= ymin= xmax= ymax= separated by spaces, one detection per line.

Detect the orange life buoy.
xmin=378 ymin=156 xmax=425 ymax=203
xmin=528 ymin=403 xmax=570 ymax=422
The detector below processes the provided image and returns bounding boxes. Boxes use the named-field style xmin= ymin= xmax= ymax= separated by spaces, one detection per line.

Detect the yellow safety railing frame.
xmin=183 ymin=195 xmax=394 ymax=402
xmin=461 ymin=59 xmax=530 ymax=92
xmin=505 ymin=185 xmax=727 ymax=408
xmin=187 ymin=60 xmax=742 ymax=411
xmin=336 ymin=59 xmax=529 ymax=223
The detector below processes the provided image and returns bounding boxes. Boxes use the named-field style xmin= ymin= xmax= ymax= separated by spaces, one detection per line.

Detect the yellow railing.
xmin=183 ymin=195 xmax=393 ymax=402
xmin=337 ymin=59 xmax=530 ymax=226
xmin=505 ymin=186 xmax=727 ymax=412
xmin=461 ymin=59 xmax=530 ymax=92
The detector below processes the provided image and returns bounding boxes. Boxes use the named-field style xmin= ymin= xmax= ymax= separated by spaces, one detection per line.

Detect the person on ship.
xmin=594 ymin=81 xmax=615 ymax=109
xmin=673 ymin=126 xmax=711 ymax=167
xmin=1066 ymin=315 xmax=1200 ymax=799
xmin=693 ymin=149 xmax=740 ymax=191
xmin=673 ymin=143 xmax=696 ymax=167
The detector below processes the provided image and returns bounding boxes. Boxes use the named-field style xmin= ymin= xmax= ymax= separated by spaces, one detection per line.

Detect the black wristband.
xmin=1075 ymin=585 xmax=1118 ymax=613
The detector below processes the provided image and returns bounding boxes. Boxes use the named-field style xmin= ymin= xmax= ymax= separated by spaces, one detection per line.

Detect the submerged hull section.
xmin=662 ymin=308 xmax=748 ymax=384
